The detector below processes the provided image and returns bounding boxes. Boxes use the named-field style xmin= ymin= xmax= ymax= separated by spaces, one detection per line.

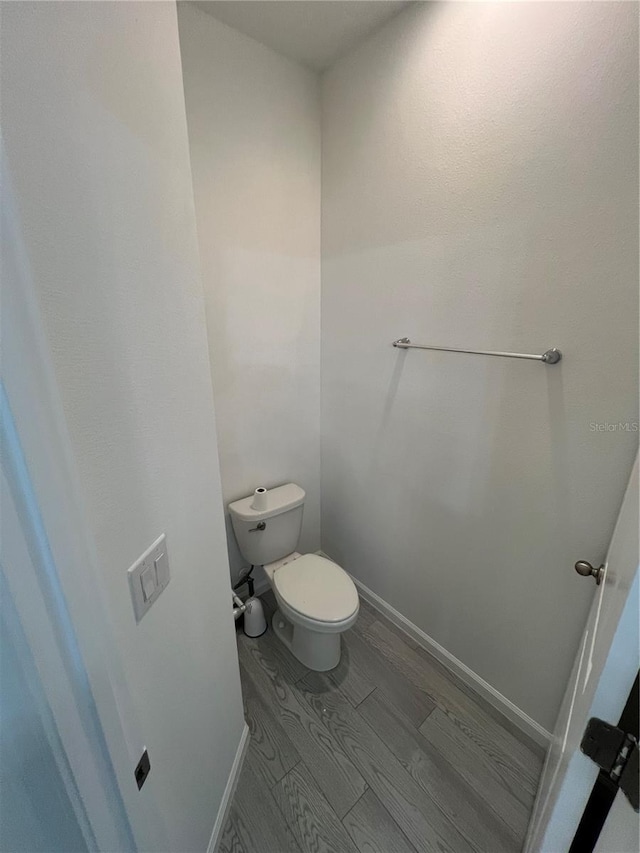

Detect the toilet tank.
xmin=228 ymin=483 xmax=305 ymax=567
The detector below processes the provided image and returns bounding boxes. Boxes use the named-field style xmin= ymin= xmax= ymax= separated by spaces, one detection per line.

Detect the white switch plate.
xmin=127 ymin=534 xmax=170 ymax=622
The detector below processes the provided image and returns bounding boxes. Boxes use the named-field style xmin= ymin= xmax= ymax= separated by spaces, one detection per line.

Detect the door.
xmin=525 ymin=453 xmax=639 ymax=852
xmin=1 ymin=141 xmax=167 ymax=852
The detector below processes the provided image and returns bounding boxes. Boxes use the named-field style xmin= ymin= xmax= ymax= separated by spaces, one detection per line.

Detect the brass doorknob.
xmin=575 ymin=560 xmax=605 ymax=585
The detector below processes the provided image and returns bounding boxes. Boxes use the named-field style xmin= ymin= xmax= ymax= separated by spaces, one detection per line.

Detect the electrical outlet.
xmin=134 ymin=749 xmax=150 ymax=790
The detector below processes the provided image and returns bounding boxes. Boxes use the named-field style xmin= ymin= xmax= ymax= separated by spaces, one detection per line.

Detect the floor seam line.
xmin=354 ymin=685 xmax=377 ymax=708
xmin=269 ymin=758 xmax=303 ymax=791
xmin=339 ymin=784 xmax=369 ymax=826
xmin=418 ymin=704 xmax=436 ymax=728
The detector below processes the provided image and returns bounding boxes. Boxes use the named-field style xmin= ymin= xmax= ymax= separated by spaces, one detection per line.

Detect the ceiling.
xmin=191 ymin=1 xmax=411 ymax=71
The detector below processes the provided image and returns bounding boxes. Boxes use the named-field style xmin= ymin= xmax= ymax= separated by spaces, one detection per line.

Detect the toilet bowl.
xmin=266 ymin=552 xmax=359 ymax=671
xmin=228 ymin=484 xmax=359 ymax=671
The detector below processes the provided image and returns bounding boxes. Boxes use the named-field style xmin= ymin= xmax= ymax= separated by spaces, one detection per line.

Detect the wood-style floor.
xmin=220 ymin=589 xmax=545 ymax=853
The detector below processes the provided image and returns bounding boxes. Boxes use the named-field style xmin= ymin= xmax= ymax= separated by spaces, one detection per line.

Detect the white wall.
xmin=321 ymin=1 xmax=639 ymax=731
xmin=1 ymin=3 xmax=244 ymax=850
xmin=178 ymin=5 xmax=321 ymax=585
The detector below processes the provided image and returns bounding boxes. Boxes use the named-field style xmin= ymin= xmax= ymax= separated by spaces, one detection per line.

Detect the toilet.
xmin=228 ymin=483 xmax=359 ymax=671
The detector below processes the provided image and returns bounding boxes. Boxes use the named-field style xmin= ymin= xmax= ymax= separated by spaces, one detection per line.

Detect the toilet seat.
xmin=273 ymin=554 xmax=359 ymax=624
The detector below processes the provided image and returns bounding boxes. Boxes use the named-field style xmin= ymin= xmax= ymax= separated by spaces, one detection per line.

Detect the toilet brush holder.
xmin=243 ymin=596 xmax=267 ymax=638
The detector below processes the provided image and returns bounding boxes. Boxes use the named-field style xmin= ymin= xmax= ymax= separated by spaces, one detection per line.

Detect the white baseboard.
xmin=207 ymin=723 xmax=250 ymax=853
xmin=325 ymin=558 xmax=551 ymax=749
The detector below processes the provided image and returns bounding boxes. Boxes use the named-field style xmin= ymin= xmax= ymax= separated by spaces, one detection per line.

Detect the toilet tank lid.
xmin=228 ymin=483 xmax=305 ymax=522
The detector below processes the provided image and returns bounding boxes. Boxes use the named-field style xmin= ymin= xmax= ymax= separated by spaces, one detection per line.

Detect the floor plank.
xmin=361 ymin=619 xmax=542 ymax=800
xmin=237 ymin=636 xmax=367 ymax=819
xmin=239 ymin=665 xmax=301 ymax=788
xmin=337 ymin=627 xmax=435 ymax=726
xmin=359 ymin=690 xmax=521 ymax=853
xmin=328 ymin=631 xmax=377 ymax=707
xmin=230 ymin=753 xmax=300 ymax=853
xmin=298 ymin=671 xmax=474 ymax=853
xmin=242 ymin=617 xmax=309 ymax=684
xmin=355 ymin=598 xmax=419 ymax=649
xmin=342 ymin=789 xmax=418 ymax=853
xmin=217 ymin=816 xmax=245 ymax=853
xmin=354 ymin=597 xmax=378 ymax=630
xmin=413 ymin=645 xmax=546 ymax=761
xmin=419 ymin=707 xmax=531 ymax=840
xmin=273 ymin=761 xmax=361 ymax=853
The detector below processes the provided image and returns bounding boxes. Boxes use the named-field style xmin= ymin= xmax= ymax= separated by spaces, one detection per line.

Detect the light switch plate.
xmin=128 ymin=534 xmax=170 ymax=622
